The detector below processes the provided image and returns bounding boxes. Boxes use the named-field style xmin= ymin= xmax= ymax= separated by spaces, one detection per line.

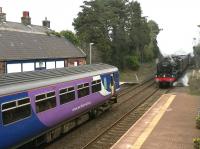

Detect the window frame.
xmin=35 ymin=61 xmax=46 ymax=69
xmin=59 ymin=86 xmax=76 ymax=105
xmin=92 ymin=79 xmax=102 ymax=93
xmin=1 ymin=97 xmax=31 ymax=126
xmin=77 ymin=82 xmax=90 ymax=98
xmin=35 ymin=91 xmax=56 ymax=113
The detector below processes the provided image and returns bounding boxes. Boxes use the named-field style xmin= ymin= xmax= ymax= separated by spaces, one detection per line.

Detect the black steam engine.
xmin=155 ymin=55 xmax=190 ymax=87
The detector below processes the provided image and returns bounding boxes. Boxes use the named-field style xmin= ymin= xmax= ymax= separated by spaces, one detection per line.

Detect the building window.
xmin=74 ymin=61 xmax=78 ymax=66
xmin=35 ymin=91 xmax=56 ymax=113
xmin=56 ymin=61 xmax=64 ymax=68
xmin=7 ymin=63 xmax=22 ymax=73
xmin=46 ymin=61 xmax=56 ymax=69
xmin=1 ymin=98 xmax=31 ymax=125
xmin=36 ymin=61 xmax=46 ymax=69
xmin=92 ymin=80 xmax=101 ymax=93
xmin=59 ymin=87 xmax=75 ymax=105
xmin=78 ymin=83 xmax=89 ymax=98
xmin=22 ymin=63 xmax=34 ymax=72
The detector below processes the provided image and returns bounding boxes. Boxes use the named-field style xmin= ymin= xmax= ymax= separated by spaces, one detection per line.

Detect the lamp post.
xmin=89 ymin=43 xmax=94 ymax=64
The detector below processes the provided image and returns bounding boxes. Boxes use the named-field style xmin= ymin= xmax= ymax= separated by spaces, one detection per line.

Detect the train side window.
xmin=2 ymin=98 xmax=31 ymax=125
xmin=59 ymin=87 xmax=75 ymax=105
xmin=78 ymin=83 xmax=89 ymax=98
xmin=2 ymin=101 xmax=16 ymax=110
xmin=35 ymin=91 xmax=56 ymax=113
xmin=92 ymin=80 xmax=101 ymax=93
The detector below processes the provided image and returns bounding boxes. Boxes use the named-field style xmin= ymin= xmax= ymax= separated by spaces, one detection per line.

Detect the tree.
xmin=147 ymin=20 xmax=160 ymax=59
xmin=60 ymin=30 xmax=80 ymax=46
xmin=73 ymin=0 xmax=160 ymax=69
xmin=194 ymin=45 xmax=200 ymax=56
xmin=193 ymin=45 xmax=200 ymax=67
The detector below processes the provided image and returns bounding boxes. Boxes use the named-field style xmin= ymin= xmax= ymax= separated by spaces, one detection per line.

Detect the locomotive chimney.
xmin=0 ymin=7 xmax=6 ymax=23
xmin=42 ymin=17 xmax=50 ymax=28
xmin=21 ymin=11 xmax=31 ymax=25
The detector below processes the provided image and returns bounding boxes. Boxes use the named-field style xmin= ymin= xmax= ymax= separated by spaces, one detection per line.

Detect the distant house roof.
xmin=0 ymin=21 xmax=51 ymax=34
xmin=0 ymin=22 xmax=86 ymax=61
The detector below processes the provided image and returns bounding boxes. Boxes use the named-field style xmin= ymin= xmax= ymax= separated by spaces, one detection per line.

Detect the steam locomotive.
xmin=155 ymin=55 xmax=190 ymax=87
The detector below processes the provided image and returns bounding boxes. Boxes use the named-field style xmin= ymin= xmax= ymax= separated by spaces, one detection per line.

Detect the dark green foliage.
xmin=125 ymin=56 xmax=140 ymax=70
xmin=73 ymin=0 xmax=160 ymax=69
xmin=193 ymin=45 xmax=200 ymax=67
xmin=47 ymin=31 xmax=61 ymax=37
xmin=60 ymin=30 xmax=80 ymax=46
xmin=194 ymin=45 xmax=200 ymax=56
xmin=146 ymin=20 xmax=161 ymax=61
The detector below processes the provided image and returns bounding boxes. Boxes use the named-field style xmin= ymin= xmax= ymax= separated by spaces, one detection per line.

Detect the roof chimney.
xmin=42 ymin=17 xmax=50 ymax=28
xmin=21 ymin=11 xmax=31 ymax=25
xmin=0 ymin=7 xmax=6 ymax=23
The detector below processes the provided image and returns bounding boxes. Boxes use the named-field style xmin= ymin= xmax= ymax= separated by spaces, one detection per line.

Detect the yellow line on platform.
xmin=131 ymin=95 xmax=176 ymax=149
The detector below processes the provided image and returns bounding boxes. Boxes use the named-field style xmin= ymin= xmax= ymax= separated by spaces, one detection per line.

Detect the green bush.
xmin=193 ymin=137 xmax=200 ymax=149
xmin=196 ymin=116 xmax=200 ymax=129
xmin=126 ymin=56 xmax=140 ymax=70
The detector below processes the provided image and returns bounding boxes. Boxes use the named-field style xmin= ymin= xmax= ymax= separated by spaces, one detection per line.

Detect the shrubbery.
xmin=126 ymin=56 xmax=140 ymax=70
xmin=196 ymin=115 xmax=200 ymax=129
xmin=193 ymin=137 xmax=200 ymax=149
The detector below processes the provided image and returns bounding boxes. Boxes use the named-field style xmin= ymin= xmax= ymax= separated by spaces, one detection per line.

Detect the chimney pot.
xmin=0 ymin=7 xmax=6 ymax=23
xmin=21 ymin=11 xmax=31 ymax=25
xmin=42 ymin=17 xmax=50 ymax=28
xmin=23 ymin=11 xmax=29 ymax=17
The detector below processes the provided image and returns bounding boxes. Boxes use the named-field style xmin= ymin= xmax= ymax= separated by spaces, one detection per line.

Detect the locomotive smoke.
xmin=174 ymin=72 xmax=191 ymax=87
xmin=181 ymin=73 xmax=189 ymax=86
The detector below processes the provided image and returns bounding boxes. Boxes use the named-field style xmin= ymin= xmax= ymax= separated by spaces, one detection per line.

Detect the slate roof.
xmin=0 ymin=22 xmax=86 ymax=60
xmin=0 ymin=21 xmax=51 ymax=34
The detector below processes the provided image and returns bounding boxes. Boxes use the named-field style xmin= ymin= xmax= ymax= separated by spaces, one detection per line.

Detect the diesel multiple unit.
xmin=0 ymin=63 xmax=120 ymax=148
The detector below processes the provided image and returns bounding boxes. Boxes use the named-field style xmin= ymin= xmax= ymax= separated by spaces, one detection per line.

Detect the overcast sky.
xmin=0 ymin=0 xmax=199 ymax=55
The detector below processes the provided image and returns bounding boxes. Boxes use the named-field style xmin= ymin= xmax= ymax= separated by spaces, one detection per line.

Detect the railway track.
xmin=82 ymin=88 xmax=168 ymax=149
xmin=116 ymin=79 xmax=155 ymax=107
xmin=46 ymin=79 xmax=168 ymax=149
xmin=118 ymin=76 xmax=153 ymax=97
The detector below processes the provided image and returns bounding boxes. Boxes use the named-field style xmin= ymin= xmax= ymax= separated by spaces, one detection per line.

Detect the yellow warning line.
xmin=131 ymin=95 xmax=176 ymax=149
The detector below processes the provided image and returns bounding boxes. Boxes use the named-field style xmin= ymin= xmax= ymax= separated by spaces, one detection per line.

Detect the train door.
xmin=110 ymin=74 xmax=117 ymax=103
xmin=110 ymin=74 xmax=116 ymax=96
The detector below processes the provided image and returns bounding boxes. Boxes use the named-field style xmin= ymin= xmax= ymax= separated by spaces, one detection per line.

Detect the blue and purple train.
xmin=0 ymin=63 xmax=120 ymax=149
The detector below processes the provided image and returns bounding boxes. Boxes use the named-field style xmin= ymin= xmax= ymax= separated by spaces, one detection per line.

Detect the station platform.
xmin=111 ymin=92 xmax=200 ymax=149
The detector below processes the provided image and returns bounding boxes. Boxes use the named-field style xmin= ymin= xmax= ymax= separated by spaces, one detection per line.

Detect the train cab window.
xmin=92 ymin=80 xmax=101 ymax=93
xmin=110 ymin=76 xmax=114 ymax=86
xmin=1 ymin=98 xmax=31 ymax=125
xmin=78 ymin=83 xmax=89 ymax=98
xmin=35 ymin=91 xmax=56 ymax=113
xmin=103 ymin=78 xmax=108 ymax=90
xmin=59 ymin=87 xmax=75 ymax=105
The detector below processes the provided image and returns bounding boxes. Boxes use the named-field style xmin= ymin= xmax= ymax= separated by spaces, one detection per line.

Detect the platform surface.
xmin=111 ymin=92 xmax=200 ymax=149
